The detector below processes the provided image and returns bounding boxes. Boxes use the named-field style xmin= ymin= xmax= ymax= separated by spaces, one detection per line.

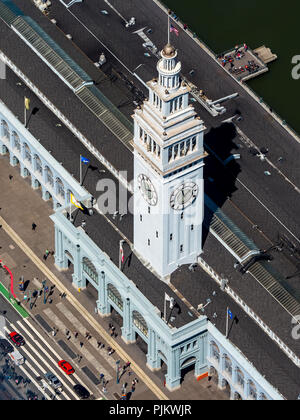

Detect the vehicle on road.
xmin=0 ymin=338 xmax=13 ymax=354
xmin=9 ymin=331 xmax=25 ymax=347
xmin=58 ymin=360 xmax=75 ymax=375
xmin=73 ymin=384 xmax=90 ymax=399
xmin=44 ymin=372 xmax=63 ymax=391
xmin=8 ymin=349 xmax=25 ymax=366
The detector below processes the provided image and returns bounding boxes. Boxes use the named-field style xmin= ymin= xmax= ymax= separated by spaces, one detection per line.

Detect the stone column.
xmin=165 ymin=348 xmax=181 ymax=391
xmin=121 ymin=297 xmax=135 ymax=343
xmin=146 ymin=328 xmax=160 ymax=370
xmin=97 ymin=271 xmax=111 ymax=317
xmin=72 ymin=244 xmax=83 ymax=289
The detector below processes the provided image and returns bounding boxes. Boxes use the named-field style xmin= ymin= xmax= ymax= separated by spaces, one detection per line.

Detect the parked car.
xmin=58 ymin=360 xmax=74 ymax=375
xmin=0 ymin=338 xmax=13 ymax=354
xmin=44 ymin=372 xmax=63 ymax=391
xmin=9 ymin=332 xmax=25 ymax=347
xmin=73 ymin=384 xmax=90 ymax=399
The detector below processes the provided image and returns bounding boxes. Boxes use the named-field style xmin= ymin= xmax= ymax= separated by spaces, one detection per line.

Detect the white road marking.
xmin=10 ymin=321 xmax=79 ymax=399
xmin=22 ymin=318 xmax=95 ymax=396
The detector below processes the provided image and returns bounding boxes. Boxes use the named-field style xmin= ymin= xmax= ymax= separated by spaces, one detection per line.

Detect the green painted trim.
xmin=0 ymin=282 xmax=29 ymax=318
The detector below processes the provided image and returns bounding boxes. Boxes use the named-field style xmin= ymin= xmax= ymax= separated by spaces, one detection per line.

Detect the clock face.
xmin=137 ymin=174 xmax=158 ymax=206
xmin=170 ymin=182 xmax=198 ymax=210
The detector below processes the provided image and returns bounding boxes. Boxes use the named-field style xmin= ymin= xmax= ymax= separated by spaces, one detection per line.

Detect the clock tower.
xmin=133 ymin=43 xmax=207 ymax=281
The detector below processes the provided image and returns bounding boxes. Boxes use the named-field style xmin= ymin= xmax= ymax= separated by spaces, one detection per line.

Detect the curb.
xmin=0 ymin=281 xmax=29 ymax=318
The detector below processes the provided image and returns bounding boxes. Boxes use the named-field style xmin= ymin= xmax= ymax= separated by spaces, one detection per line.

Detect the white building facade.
xmin=133 ymin=44 xmax=207 ymax=280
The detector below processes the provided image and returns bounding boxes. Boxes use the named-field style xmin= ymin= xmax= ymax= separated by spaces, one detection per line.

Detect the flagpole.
xmin=226 ymin=307 xmax=229 ymax=338
xmin=168 ymin=14 xmax=170 ymax=45
xmin=80 ymin=154 xmax=82 ymax=185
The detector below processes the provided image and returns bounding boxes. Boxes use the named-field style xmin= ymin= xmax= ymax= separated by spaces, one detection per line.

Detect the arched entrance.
xmin=158 ymin=350 xmax=168 ymax=374
xmin=208 ymin=366 xmax=219 ymax=385
xmin=180 ymin=356 xmax=197 ymax=384
xmin=221 ymin=378 xmax=231 ymax=398
xmin=234 ymin=391 xmax=242 ymax=400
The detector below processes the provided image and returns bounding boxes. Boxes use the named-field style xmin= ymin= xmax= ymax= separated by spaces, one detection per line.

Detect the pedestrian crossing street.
xmin=43 ymin=302 xmax=116 ymax=381
xmin=3 ymin=318 xmax=93 ymax=400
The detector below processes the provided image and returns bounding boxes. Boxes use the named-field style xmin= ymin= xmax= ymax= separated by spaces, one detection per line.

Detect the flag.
xmin=81 ymin=156 xmax=90 ymax=165
xmin=165 ymin=293 xmax=175 ymax=309
xmin=70 ymin=193 xmax=83 ymax=210
xmin=170 ymin=24 xmax=179 ymax=36
xmin=24 ymin=97 xmax=30 ymax=110
xmin=120 ymin=242 xmax=125 ymax=263
xmin=227 ymin=309 xmax=233 ymax=320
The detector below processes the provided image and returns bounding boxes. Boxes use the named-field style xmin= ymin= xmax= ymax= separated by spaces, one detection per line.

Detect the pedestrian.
xmin=67 ymin=335 xmax=71 ymax=341
xmin=101 ymin=343 xmax=105 ymax=349
xmin=74 ymin=331 xmax=78 ymax=339
xmin=97 ymin=341 xmax=101 ymax=348
xmin=110 ymin=329 xmax=114 ymax=337
xmin=9 ymin=175 xmax=13 ymax=180
xmin=125 ymin=361 xmax=131 ymax=368
xmin=85 ymin=331 xmax=90 ymax=339
xmin=102 ymin=386 xmax=107 ymax=393
xmin=99 ymin=373 xmax=104 ymax=384
xmin=131 ymin=385 xmax=135 ymax=393
xmin=128 ymin=371 xmax=132 ymax=377
xmin=66 ymin=329 xmax=70 ymax=336
xmin=32 ymin=223 xmax=37 ymax=231
xmin=80 ymin=342 xmax=84 ymax=348
xmin=109 ymin=323 xmax=112 ymax=329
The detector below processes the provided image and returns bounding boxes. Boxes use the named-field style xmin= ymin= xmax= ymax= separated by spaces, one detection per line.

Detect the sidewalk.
xmin=0 ymin=155 xmax=227 ymax=400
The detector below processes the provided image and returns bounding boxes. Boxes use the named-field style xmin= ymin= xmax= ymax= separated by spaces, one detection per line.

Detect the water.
xmin=163 ymin=0 xmax=300 ymax=134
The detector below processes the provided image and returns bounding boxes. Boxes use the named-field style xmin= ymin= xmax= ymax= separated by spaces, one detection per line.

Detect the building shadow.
xmin=202 ymin=122 xmax=241 ymax=246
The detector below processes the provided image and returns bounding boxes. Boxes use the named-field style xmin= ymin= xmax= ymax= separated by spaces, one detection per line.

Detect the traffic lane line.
xmin=0 ymin=216 xmax=167 ymax=400
xmin=9 ymin=321 xmax=79 ymax=399
xmin=3 ymin=326 xmax=59 ymax=400
xmin=23 ymin=317 xmax=96 ymax=397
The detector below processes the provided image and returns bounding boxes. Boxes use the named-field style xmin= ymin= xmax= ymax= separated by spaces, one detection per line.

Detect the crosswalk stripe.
xmin=4 ymin=324 xmax=71 ymax=400
xmin=44 ymin=306 xmax=112 ymax=380
xmin=17 ymin=364 xmax=52 ymax=401
xmin=22 ymin=318 xmax=95 ymax=396
xmin=56 ymin=302 xmax=117 ymax=370
xmin=9 ymin=321 xmax=79 ymax=399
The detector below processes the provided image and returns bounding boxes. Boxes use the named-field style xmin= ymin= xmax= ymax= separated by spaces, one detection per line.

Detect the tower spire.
xmin=167 ymin=14 xmax=170 ymax=45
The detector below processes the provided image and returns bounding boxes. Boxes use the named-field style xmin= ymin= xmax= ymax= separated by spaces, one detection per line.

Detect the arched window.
xmin=1 ymin=120 xmax=9 ymax=140
xmin=12 ymin=132 xmax=20 ymax=152
xmin=236 ymin=368 xmax=244 ymax=388
xmin=35 ymin=155 xmax=43 ymax=175
xmin=210 ymin=341 xmax=220 ymax=361
xmin=132 ymin=310 xmax=148 ymax=337
xmin=56 ymin=178 xmax=65 ymax=198
xmin=24 ymin=143 xmax=32 ymax=164
xmin=45 ymin=166 xmax=54 ymax=188
xmin=224 ymin=355 xmax=232 ymax=376
xmin=248 ymin=380 xmax=257 ymax=400
xmin=82 ymin=257 xmax=98 ymax=284
xmin=107 ymin=283 xmax=123 ymax=311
